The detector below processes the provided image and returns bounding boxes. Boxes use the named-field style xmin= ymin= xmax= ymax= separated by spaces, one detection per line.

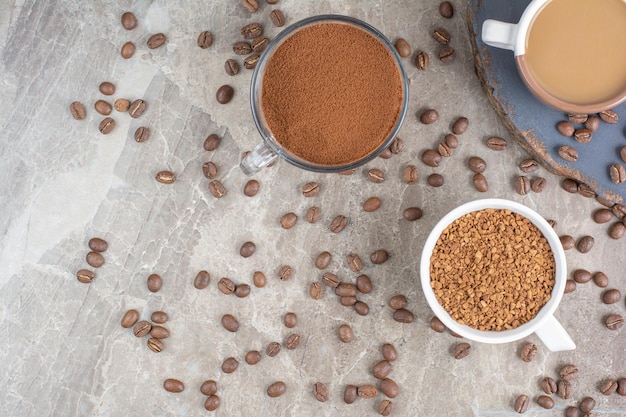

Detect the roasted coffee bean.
xmin=600 ymin=378 xmax=618 ymax=395
xmin=427 ymin=173 xmax=444 ymax=187
xmin=560 ymin=364 xmax=579 ymax=381
xmin=415 ymin=50 xmax=429 ymax=70
xmin=239 ymin=241 xmax=256 ymax=258
xmin=267 ymin=381 xmax=286 ymax=397
xmin=120 ymin=41 xmax=135 ymax=59
xmin=245 ymin=350 xmax=262 ymax=365
xmin=580 ymin=397 xmax=596 ymax=413
xmin=278 ymin=265 xmax=293 ymax=281
xmin=514 ymin=394 xmax=529 ymax=413
xmin=600 ymin=109 xmax=619 ymax=124
xmin=585 ymin=115 xmax=601 ymax=131
xmin=302 ymin=181 xmax=320 ymax=197
xmin=204 ymin=134 xmax=221 ymax=151
xmin=356 ymin=274 xmax=372 ymax=294
xmin=340 ymin=296 xmax=357 ymax=307
xmin=573 ymin=269 xmax=592 ymax=283
xmin=389 ymin=295 xmax=408 ymax=310
xmin=315 ymin=251 xmax=332 ymax=269
xmin=468 ymin=156 xmax=487 ymax=173
xmin=133 ymin=320 xmax=152 ymax=337
xmin=86 ymin=251 xmax=104 ymax=268
xmin=69 ymin=101 xmax=86 ymax=120
xmin=453 ymin=342 xmax=471 ymax=359
xmin=593 ymin=271 xmax=609 ymax=287
xmin=313 ymin=382 xmax=329 ymax=402
xmin=344 ymin=385 xmax=358 ymax=404
xmin=420 ymin=109 xmax=439 ymax=124
xmin=541 ymin=377 xmax=557 ymax=395
xmin=373 ymin=360 xmax=392 ymax=379
xmin=574 ymin=128 xmax=592 ymax=143
xmin=403 ymin=207 xmax=423 ymax=221
xmin=128 ymin=99 xmax=146 ymax=118
xmin=338 ymin=169 xmax=356 ymax=175
xmin=252 ymin=271 xmax=266 ymax=288
xmin=155 ymin=170 xmax=175 ymax=184
xmin=610 ymin=163 xmax=626 ymax=184
xmin=530 ymin=177 xmax=546 ymax=193
xmin=354 ymin=301 xmax=370 ymax=316
xmin=266 ymin=341 xmax=281 ymax=357
xmin=330 ymin=215 xmax=348 ymax=233
xmin=121 ymin=12 xmax=137 ymax=30
xmin=151 ymin=311 xmax=168 ymax=324
xmin=224 ymin=58 xmax=240 ymax=76
xmin=146 ymin=273 xmax=162 ymax=292
xmin=564 ymin=279 xmax=577 ymax=293
xmin=438 ymin=45 xmax=456 ymax=62
xmin=306 ymin=206 xmax=321 ymax=223
xmin=432 ymin=27 xmax=451 ymax=44
xmin=565 ymin=406 xmax=580 ymax=417
xmin=370 ymin=249 xmax=389 ymax=264
xmin=147 ymin=33 xmax=166 ymax=49
xmin=520 ymin=342 xmax=537 ymax=362
xmin=134 ymin=126 xmax=149 ymax=142
xmin=98 ymin=117 xmax=115 ymax=134
xmin=557 ymin=145 xmax=578 ymax=162
xmin=346 ymin=253 xmax=363 ymax=272
xmin=202 ymin=161 xmax=218 ymax=179
xmin=486 ymin=136 xmax=507 ymax=150
xmin=439 ymin=1 xmax=454 ymax=18
xmin=577 ymin=235 xmax=594 ymax=253
xmin=241 ymin=22 xmax=263 ymax=39
xmin=242 ymin=0 xmax=259 ymax=13
xmin=335 ymin=283 xmax=357 ymax=297
xmin=618 ymin=378 xmax=626 ymax=396
xmin=378 ymin=399 xmax=394 ymax=416
xmin=368 ymin=168 xmax=385 ymax=183
xmin=285 ymin=333 xmax=300 ymax=349
xmin=284 ymin=312 xmax=297 ymax=328
xmin=390 ymin=137 xmax=405 ymax=153
xmin=197 ymin=31 xmax=213 ymax=48
xmin=193 ymin=270 xmax=211 ymax=290
xmin=613 ymin=203 xmax=626 ymax=219
xmin=403 ymin=165 xmax=419 ymax=183
xmin=557 ymin=120 xmax=575 ymax=136
xmin=204 ymin=395 xmax=220 ymax=411
xmin=200 ymin=380 xmax=218 ymax=396
xmin=578 ymin=182 xmax=596 ymax=198
xmin=322 ymin=272 xmax=339 ymax=288
xmin=537 ymin=395 xmax=554 ymax=409
xmin=569 ymin=113 xmax=588 ymax=123
xmin=602 ymin=288 xmax=622 ymax=304
xmin=242 ymin=179 xmax=260 ymax=197
xmin=394 ymin=38 xmax=411 ymax=57
xmin=445 ymin=133 xmax=459 ymax=148
xmin=382 ymin=343 xmax=398 ymax=362
xmin=252 ymin=36 xmax=269 ymax=52
xmin=609 ymin=222 xmax=626 ymax=239
xmin=560 ymin=235 xmax=575 ymax=250
xmin=473 ymin=173 xmax=488 ymax=192
xmin=218 ymin=277 xmax=235 ymax=295
xmin=519 ymin=158 xmax=538 ymax=173
xmin=121 ymin=309 xmax=139 ymax=328
xmin=244 ymin=53 xmax=260 ymax=69
xmin=363 ymin=197 xmax=382 ymax=212
xmin=380 ymin=378 xmax=399 ymax=398
xmin=592 ymin=208 xmax=613 ymax=224
xmin=393 ymin=308 xmax=414 ymax=323
xmin=216 ymin=85 xmax=234 ymax=104
xmin=150 ymin=326 xmax=169 ymax=339
xmin=87 ymin=238 xmax=107 ymax=253
xmin=422 ymin=149 xmax=442 ymax=167
xmin=98 ymin=81 xmax=115 ymax=96
xmin=558 ymin=380 xmax=572 ymax=399
xmin=548 ymin=219 xmax=557 ymax=229
xmin=221 ymin=357 xmax=239 ymax=373
xmin=270 ymin=9 xmax=286 ymax=27
xmin=309 ymin=282 xmax=323 ymax=299
xmin=452 ymin=117 xmax=469 ymax=134
xmin=208 ymin=180 xmax=226 ymax=198
xmin=438 ymin=141 xmax=453 ymax=157
xmin=561 ymin=178 xmax=579 ymax=193
xmin=95 ymin=100 xmax=112 ymax=116
xmin=357 ymin=385 xmax=378 ymax=399
xmin=221 ymin=314 xmax=240 ymax=332
xmin=163 ymin=378 xmax=184 ymax=393
xmin=621 ymin=146 xmax=626 ymax=163
xmin=515 ymin=176 xmax=531 ymax=195
xmin=430 ymin=316 xmax=447 ymax=333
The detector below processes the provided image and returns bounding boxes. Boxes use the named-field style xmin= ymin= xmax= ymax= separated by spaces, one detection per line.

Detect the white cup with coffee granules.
xmin=420 ymin=198 xmax=575 ymax=352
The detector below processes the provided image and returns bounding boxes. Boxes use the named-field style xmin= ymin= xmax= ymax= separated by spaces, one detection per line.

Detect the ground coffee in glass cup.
xmin=240 ymin=15 xmax=409 ymax=175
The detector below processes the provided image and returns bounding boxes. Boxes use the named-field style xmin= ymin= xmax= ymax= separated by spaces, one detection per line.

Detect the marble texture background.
xmin=0 ymin=1 xmax=625 ymax=416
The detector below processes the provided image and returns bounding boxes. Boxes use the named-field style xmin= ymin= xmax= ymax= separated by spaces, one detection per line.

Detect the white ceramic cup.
xmin=481 ymin=0 xmax=626 ymax=114
xmin=420 ymin=198 xmax=575 ymax=352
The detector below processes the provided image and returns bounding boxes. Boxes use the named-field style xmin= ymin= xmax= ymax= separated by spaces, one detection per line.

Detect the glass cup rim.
xmin=249 ymin=14 xmax=409 ymax=173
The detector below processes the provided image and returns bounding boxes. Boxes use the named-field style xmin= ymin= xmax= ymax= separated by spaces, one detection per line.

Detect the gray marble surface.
xmin=0 ymin=1 xmax=625 ymax=416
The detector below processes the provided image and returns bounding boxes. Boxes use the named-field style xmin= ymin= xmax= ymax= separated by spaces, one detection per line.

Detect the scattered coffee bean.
xmin=242 ymin=0 xmax=259 ymax=13
xmin=344 ymin=385 xmax=358 ymax=404
xmin=468 ymin=157 xmax=487 ymax=173
xmin=241 ymin=22 xmax=263 ymax=39
xmin=621 ymin=146 xmax=626 ymax=163
xmin=98 ymin=82 xmax=114 ymax=96
xmin=363 ymin=197 xmax=382 ymax=212
xmin=600 ymin=378 xmax=618 ymax=395
xmin=537 ymin=395 xmax=554 ymax=409
xmin=579 ymin=397 xmax=596 ymax=413
xmin=252 ymin=271 xmax=266 ymax=288
xmin=380 ymin=378 xmax=399 ymax=398
xmin=121 ymin=309 xmax=139 ymax=328
xmin=452 ymin=117 xmax=469 ymax=134
xmin=244 ymin=53 xmax=260 ymax=69
xmin=278 ymin=265 xmax=293 ymax=281
xmin=356 ymin=274 xmax=372 ymax=294
xmin=120 ymin=41 xmax=136 ymax=59
xmin=128 ymin=99 xmax=146 ymax=118
xmin=432 ymin=27 xmax=451 ymax=44
xmin=151 ymin=311 xmax=168 ymax=323
xmin=600 ymin=109 xmax=619 ymax=124
xmin=204 ymin=395 xmax=220 ymax=411
xmin=578 ymin=182 xmax=596 ymax=198
xmin=339 ymin=169 xmax=356 ymax=175
xmin=541 ymin=376 xmax=557 ymax=395
xmin=388 ymin=295 xmax=408 ymax=310
xmin=560 ymin=235 xmax=575 ymax=250
xmin=373 ymin=360 xmax=392 ymax=379
xmin=357 ymin=385 xmax=378 ymax=399
xmin=415 ymin=50 xmax=429 ymax=70
xmin=530 ymin=177 xmax=546 ymax=193
xmin=420 ymin=109 xmax=439 ymax=124
xmin=368 ymin=168 xmax=385 ymax=183
xmin=370 ymin=249 xmax=389 ymax=264
xmin=438 ymin=45 xmax=456 ymax=62
xmin=216 ymin=85 xmax=234 ymax=104
xmin=315 ymin=251 xmax=332 ymax=270
xmin=614 ymin=203 xmax=626 ymax=218
xmin=564 ymin=279 xmax=577 ymax=293
xmin=421 ymin=149 xmax=442 ymax=167
xmin=98 ymin=117 xmax=115 ymax=134
xmin=88 ymin=237 xmax=107 ymax=253
xmin=86 ymin=251 xmax=104 ymax=268
xmin=146 ymin=273 xmax=162 ymax=292
xmin=239 ymin=241 xmax=256 ymax=258
xmin=561 ymin=178 xmax=579 ymax=193
xmin=429 ymin=316 xmax=447 ymax=333
xmin=150 ymin=326 xmax=169 ymax=339
xmin=560 ymin=364 xmax=579 ymax=381
xmin=224 ymin=58 xmax=240 ymax=76
xmin=473 ymin=173 xmax=489 ymax=192
xmin=69 ymin=101 xmax=86 ymax=120
xmin=557 ymin=120 xmax=575 ymax=136
xmin=618 ymin=378 xmax=626 ymax=395
xmin=266 ymin=341 xmax=281 ymax=357
xmin=221 ymin=357 xmax=239 ymax=373
xmin=453 ymin=342 xmax=471 ymax=359
xmin=378 ymin=399 xmax=394 ymax=416
xmin=202 ymin=161 xmax=218 ymax=179
xmin=515 ymin=176 xmax=531 ymax=195
xmin=120 ymin=11 xmax=137 ymax=30
xmin=197 ymin=30 xmax=213 ymax=48
xmin=284 ymin=333 xmax=300 ymax=349
xmin=335 ymin=283 xmax=357 ymax=297
xmin=208 ymin=180 xmax=226 ymax=198
xmin=609 ymin=222 xmax=626 ymax=239
xmin=221 ymin=314 xmax=240 ymax=332
xmin=520 ymin=342 xmax=537 ymax=362
xmin=393 ymin=308 xmax=415 ymax=323
xmin=340 ymin=296 xmax=356 ymax=306
xmin=241 ymin=179 xmax=260 ymax=197
xmin=133 ymin=320 xmax=152 ymax=337
xmin=302 ymin=181 xmax=320 ymax=197
xmin=267 ymin=381 xmax=286 ymax=397
xmin=514 ymin=394 xmax=529 ymax=413
xmin=345 ymin=253 xmax=363 ymax=272
xmin=218 ymin=277 xmax=235 ymax=295
xmin=438 ymin=140 xmax=454 ymax=157
xmin=354 ymin=301 xmax=370 ymax=316
xmin=592 ymin=271 xmax=609 ymax=287
xmin=311 ymin=382 xmax=329 ymax=402
xmin=309 ymin=282 xmax=323 ymax=299
xmin=439 ymin=1 xmax=454 ymax=18
xmin=330 ymin=215 xmax=348 ymax=233
xmin=569 ymin=113 xmax=588 ymax=123
xmin=270 ymin=9 xmax=285 ymax=27
xmin=155 ymin=170 xmax=176 ymax=184
xmin=427 ymin=173 xmax=444 ymax=187
xmin=585 ymin=115 xmax=600 ymax=131
xmin=573 ymin=269 xmax=592 ymax=284
xmin=322 ymin=272 xmax=339 ymax=288
xmin=574 ymin=128 xmax=592 ymax=143
xmin=306 ymin=206 xmax=321 ymax=223
xmin=403 ymin=207 xmax=423 ymax=221
xmin=245 ymin=350 xmax=262 ymax=365
xmin=519 ymin=158 xmax=538 ymax=173
xmin=557 ymin=380 xmax=572 ymax=399
xmin=193 ymin=270 xmax=211 ymax=290
xmin=602 ymin=288 xmax=622 ymax=304
xmin=445 ymin=133 xmax=459 ymax=148
xmin=95 ymin=100 xmax=112 ymax=116
xmin=252 ymin=36 xmax=269 ymax=53
xmin=558 ymin=145 xmax=578 ymax=162
xmin=577 ymin=235 xmax=594 ymax=253
xmin=203 ymin=134 xmax=221 ymax=151
xmin=486 ymin=136 xmax=507 ymax=150
xmin=200 ymin=380 xmax=217 ymax=396
xmin=147 ymin=33 xmax=166 ymax=49
xmin=133 ymin=126 xmax=149 ymax=142
xmin=592 ymin=208 xmax=613 ymax=224
xmin=394 ymin=38 xmax=411 ymax=57
xmin=402 ymin=166 xmax=419 ymax=185
xmin=283 ymin=312 xmax=297 ymax=328
xmin=610 ymin=163 xmax=626 ymax=184
xmin=565 ymin=406 xmax=580 ymax=417
xmin=163 ymin=378 xmax=184 ymax=393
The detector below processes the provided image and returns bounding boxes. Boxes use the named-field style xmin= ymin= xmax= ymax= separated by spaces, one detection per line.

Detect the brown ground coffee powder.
xmin=261 ymin=22 xmax=403 ymax=166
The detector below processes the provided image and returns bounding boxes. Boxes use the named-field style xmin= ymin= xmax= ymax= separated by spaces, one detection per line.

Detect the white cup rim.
xmin=419 ymin=198 xmax=567 ymax=344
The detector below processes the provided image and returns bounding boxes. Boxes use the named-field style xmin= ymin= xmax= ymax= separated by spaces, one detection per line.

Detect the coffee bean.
xmin=519 ymin=158 xmax=538 ymax=173
xmin=403 ymin=165 xmax=419 ymax=183
xmin=252 ymin=36 xmax=269 ymax=52
xmin=221 ymin=314 xmax=240 ymax=332
xmin=569 ymin=113 xmax=588 ymax=123
xmin=340 ymin=296 xmax=355 ymax=307
xmin=541 ymin=376 xmax=557 ymax=395
xmin=415 ymin=50 xmax=429 ymax=70
xmin=592 ymin=271 xmax=609 ymax=288
xmin=578 ymin=182 xmax=596 ymax=198
xmin=393 ymin=308 xmax=414 ymax=323
xmin=600 ymin=109 xmax=619 ymax=124
xmin=592 ymin=208 xmax=613 ymax=224
xmin=577 ymin=235 xmax=594 ymax=253
xmin=98 ymin=117 xmax=115 ymax=134
xmin=452 ymin=117 xmax=469 ymax=134
xmin=403 ymin=207 xmax=423 ymax=221
xmin=438 ymin=45 xmax=456 ymax=62
xmin=564 ymin=279 xmax=577 ymax=293
xmin=452 ymin=342 xmax=470 ymax=359
xmin=315 ymin=251 xmax=332 ymax=270
xmin=150 ymin=326 xmax=169 ymax=339
xmin=244 ymin=53 xmax=260 ymax=69
xmin=163 ymin=378 xmax=184 ymax=393
xmin=420 ymin=109 xmax=439 ymax=124
xmin=322 ymin=272 xmax=339 ymax=288
xmin=343 ymin=253 xmax=362 ymax=272
xmin=344 ymin=385 xmax=358 ymax=404
xmin=573 ymin=268 xmax=592 ymax=283
xmin=306 ymin=206 xmax=321 ymax=223
xmin=197 ymin=30 xmax=213 ymax=48
xmin=147 ymin=33 xmax=166 ymax=49
xmin=600 ymin=378 xmax=618 ymax=395
xmin=270 ymin=9 xmax=286 ymax=27
xmin=156 ymin=170 xmax=176 ymax=184
xmin=131 ymin=126 xmax=149 ymax=143
xmin=560 ymin=235 xmax=575 ymax=250
xmin=354 ymin=301 xmax=370 ymax=316
xmin=585 ymin=115 xmax=601 ymax=131
xmin=218 ymin=277 xmax=235 ymax=295
xmin=200 ymin=380 xmax=218 ymax=396
xmin=252 ymin=271 xmax=266 ymax=288
xmin=380 ymin=378 xmax=399 ymax=398
xmin=574 ymin=128 xmax=592 ymax=143
xmin=121 ymin=12 xmax=137 ymax=30
xmin=394 ymin=38 xmax=411 ymax=57
xmin=561 ymin=178 xmax=579 ymax=193
xmin=302 ymin=182 xmax=320 ymax=197
xmin=602 ymin=288 xmax=621 ymax=304
xmin=239 ymin=241 xmax=256 ymax=258
xmin=609 ymin=222 xmax=626 ymax=239
xmin=335 ymin=283 xmax=357 ymax=298
xmin=69 ymin=101 xmax=86 ymax=120
xmin=94 ymin=100 xmax=112 ymax=116
xmin=613 ymin=203 xmax=626 ymax=219
xmin=446 ymin=134 xmax=460 ymax=149
xmin=204 ymin=395 xmax=220 ymax=411
xmin=121 ymin=309 xmax=139 ymax=328
xmin=557 ymin=145 xmax=578 ymax=163
xmin=356 ymin=274 xmax=372 ymax=294
xmin=537 ymin=395 xmax=554 ymax=409
xmin=204 ymin=134 xmax=221 ymax=151
xmin=240 ymin=179 xmax=260 ymax=197
xmin=208 ymin=180 xmax=226 ymax=198
xmin=128 ymin=99 xmax=146 ymax=118
xmin=278 ymin=265 xmax=293 ymax=281
xmin=267 ymin=381 xmax=286 ymax=397
xmin=241 ymin=22 xmax=263 ymax=39
xmin=427 ymin=173 xmax=444 ymax=187
xmin=201 ymin=161 xmax=218 ymax=179
xmin=85 ymin=251 xmax=104 ymax=268
xmin=432 ymin=27 xmax=451 ymax=44
xmin=438 ymin=141 xmax=454 ymax=157
xmin=580 ymin=397 xmax=596 ymax=413
xmin=370 ymin=249 xmax=389 ymax=264
xmin=266 ymin=341 xmax=281 ymax=357
xmin=86 ymin=238 xmax=107 ymax=254
xmin=191 ymin=270 xmax=211 ymax=290
xmin=121 ymin=41 xmax=135 ymax=59
xmin=146 ymin=273 xmax=162 ymax=292
xmin=520 ymin=342 xmax=537 ymax=362
xmin=330 ymin=215 xmax=348 ymax=233
xmin=339 ymin=169 xmax=356 ymax=175
xmin=565 ymin=406 xmax=580 ymax=417
xmin=98 ymin=81 xmax=115 ymax=96
xmin=618 ymin=378 xmax=626 ymax=396
xmin=430 ymin=316 xmax=447 ymax=333
xmin=560 ymin=364 xmax=579 ymax=381
xmin=530 ymin=177 xmax=546 ymax=193
xmin=224 ymin=59 xmax=240 ymax=76
xmin=514 ymin=394 xmax=529 ymax=413
xmin=133 ymin=320 xmax=152 ymax=337
xmin=380 ymin=148 xmax=394 ymax=160
xmin=473 ymin=173 xmax=489 ymax=192
xmin=363 ymin=197 xmax=382 ymax=212
xmin=421 ymin=150 xmax=441 ymax=167
xmin=309 ymin=282 xmax=323 ymax=299
xmin=373 ymin=360 xmax=392 ymax=379
xmin=388 ymin=295 xmax=408 ymax=310
xmin=558 ymin=380 xmax=572 ymax=399
xmin=284 ymin=312 xmax=297 ymax=328
xmin=151 ymin=311 xmax=168 ymax=323
xmin=245 ymin=350 xmax=262 ymax=365
xmin=515 ymin=176 xmax=531 ymax=195
xmin=379 ymin=344 xmax=397 ymax=363
xmin=378 ymin=399 xmax=394 ymax=416
xmin=368 ymin=168 xmax=385 ymax=183
xmin=216 ymin=85 xmax=234 ymax=104
xmin=221 ymin=357 xmax=239 ymax=373
xmin=242 ymin=0 xmax=259 ymax=13
xmin=439 ymin=1 xmax=454 ymax=18
xmin=610 ymin=163 xmax=626 ymax=184
xmin=483 ymin=137 xmax=506 ymax=151
xmin=357 ymin=385 xmax=378 ymax=399
xmin=467 ymin=156 xmax=486 ymax=173
xmin=557 ymin=120 xmax=575 ymax=136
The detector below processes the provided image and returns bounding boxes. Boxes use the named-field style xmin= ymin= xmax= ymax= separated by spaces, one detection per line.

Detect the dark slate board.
xmin=467 ymin=0 xmax=626 ymax=203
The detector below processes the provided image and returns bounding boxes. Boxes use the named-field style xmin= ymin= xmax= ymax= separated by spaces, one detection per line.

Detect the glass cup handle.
xmin=240 ymin=142 xmax=278 ymax=176
xmin=482 ymin=19 xmax=518 ymax=51
xmin=534 ymin=315 xmax=576 ymax=352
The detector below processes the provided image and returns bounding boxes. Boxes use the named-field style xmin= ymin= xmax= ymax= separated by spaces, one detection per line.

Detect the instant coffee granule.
xmin=261 ymin=22 xmax=403 ymax=166
xmin=430 ymin=209 xmax=555 ymax=331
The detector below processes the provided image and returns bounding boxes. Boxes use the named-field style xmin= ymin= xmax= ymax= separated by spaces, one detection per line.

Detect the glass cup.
xmin=240 ymin=14 xmax=409 ymax=175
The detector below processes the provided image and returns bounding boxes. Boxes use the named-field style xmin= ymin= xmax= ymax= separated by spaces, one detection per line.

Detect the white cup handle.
xmin=534 ymin=315 xmax=576 ymax=352
xmin=481 ymin=19 xmax=518 ymax=51
xmin=240 ymin=142 xmax=278 ymax=175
